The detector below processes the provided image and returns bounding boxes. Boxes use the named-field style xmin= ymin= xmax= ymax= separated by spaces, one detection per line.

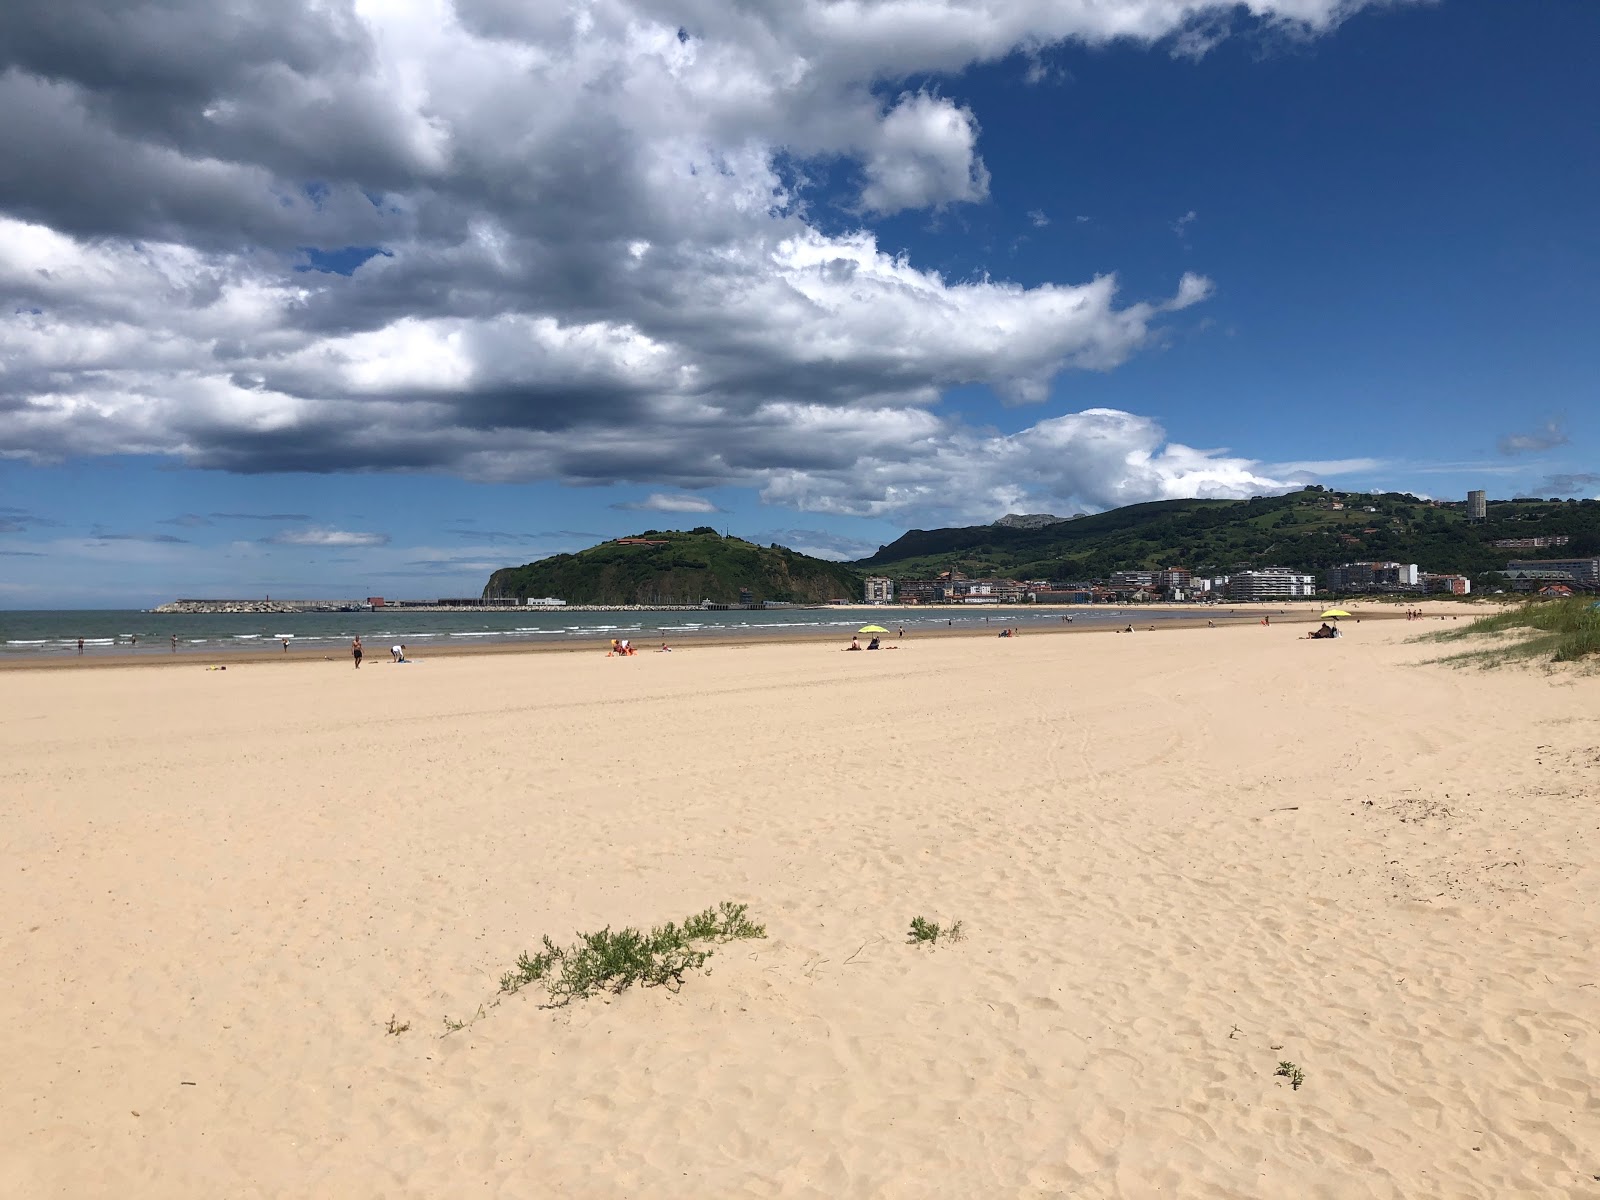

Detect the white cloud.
xmin=1028 ymin=209 xmax=1050 ymax=228
xmin=613 ymin=493 xmax=723 ymax=513
xmin=758 ymin=407 xmax=1301 ymax=521
xmin=1497 ymin=419 xmax=1569 ymax=456
xmin=0 ymin=0 xmax=1423 ymax=514
xmin=859 ymin=92 xmax=990 ymax=215
xmin=1267 ymin=457 xmax=1384 ymax=477
xmin=266 ymin=527 xmax=391 ymax=547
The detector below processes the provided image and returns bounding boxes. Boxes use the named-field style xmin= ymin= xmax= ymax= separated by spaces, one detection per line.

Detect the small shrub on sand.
xmin=907 ymin=916 xmax=965 ymax=946
xmin=500 ymin=901 xmax=766 ymax=1007
xmin=1275 ymin=1061 xmax=1306 ymax=1090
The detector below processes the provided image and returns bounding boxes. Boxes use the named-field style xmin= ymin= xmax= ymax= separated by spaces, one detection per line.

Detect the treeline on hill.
xmin=856 ymin=488 xmax=1600 ymax=585
xmin=484 ymin=528 xmax=864 ymax=605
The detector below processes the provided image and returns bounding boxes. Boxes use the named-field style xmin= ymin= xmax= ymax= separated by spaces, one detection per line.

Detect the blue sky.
xmin=1 ymin=0 xmax=1596 ymax=606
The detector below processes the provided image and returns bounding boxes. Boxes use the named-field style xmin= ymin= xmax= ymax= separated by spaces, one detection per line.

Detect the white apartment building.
xmin=1226 ymin=568 xmax=1317 ymax=601
xmin=864 ymin=576 xmax=895 ymax=604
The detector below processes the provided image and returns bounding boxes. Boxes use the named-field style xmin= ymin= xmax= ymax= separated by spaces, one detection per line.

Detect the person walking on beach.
xmin=170 ymin=634 xmax=177 ymax=652
xmin=77 ymin=638 xmax=83 ymax=654
xmin=282 ymin=637 xmax=290 ymax=652
xmin=352 ymin=635 xmax=363 ymax=668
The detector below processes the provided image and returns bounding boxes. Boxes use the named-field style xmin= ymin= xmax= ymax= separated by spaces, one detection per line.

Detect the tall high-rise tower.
xmin=1467 ymin=490 xmax=1486 ymax=522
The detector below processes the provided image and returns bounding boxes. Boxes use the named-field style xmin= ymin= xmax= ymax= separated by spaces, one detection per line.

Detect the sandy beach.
xmin=2 ymin=617 xmax=1595 ymax=1197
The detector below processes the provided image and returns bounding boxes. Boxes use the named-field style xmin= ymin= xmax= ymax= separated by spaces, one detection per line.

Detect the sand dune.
xmin=2 ymin=621 xmax=1596 ymax=1197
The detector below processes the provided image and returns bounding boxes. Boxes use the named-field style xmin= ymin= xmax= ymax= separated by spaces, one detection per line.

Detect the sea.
xmin=0 ymin=605 xmax=1233 ymax=659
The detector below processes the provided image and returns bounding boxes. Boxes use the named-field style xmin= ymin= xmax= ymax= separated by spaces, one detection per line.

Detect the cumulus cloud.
xmin=612 ymin=493 xmax=724 ymax=514
xmin=757 ymin=408 xmax=1301 ymax=522
xmin=859 ymin=92 xmax=990 ymax=215
xmin=1497 ymin=419 xmax=1570 ymax=456
xmin=0 ymin=0 xmax=1418 ymax=517
xmin=265 ymin=527 xmax=390 ymax=548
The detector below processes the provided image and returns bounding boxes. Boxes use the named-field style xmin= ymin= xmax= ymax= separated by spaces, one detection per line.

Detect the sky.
xmin=1 ymin=0 xmax=1596 ymax=607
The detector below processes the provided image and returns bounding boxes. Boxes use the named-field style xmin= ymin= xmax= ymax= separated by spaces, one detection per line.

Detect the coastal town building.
xmin=1503 ymin=557 xmax=1600 ymax=588
xmin=1491 ymin=536 xmax=1569 ymax=550
xmin=1225 ymin=568 xmax=1317 ymax=601
xmin=894 ymin=579 xmax=946 ymax=603
xmin=863 ymin=576 xmax=895 ymax=604
xmin=1502 ymin=567 xmax=1591 ymax=593
xmin=1467 ymin=490 xmax=1487 ymax=522
xmin=1154 ymin=567 xmax=1192 ymax=593
xmin=1421 ymin=574 xmax=1472 ymax=595
xmin=1109 ymin=570 xmax=1155 ymax=590
xmin=1325 ymin=562 xmax=1420 ymax=593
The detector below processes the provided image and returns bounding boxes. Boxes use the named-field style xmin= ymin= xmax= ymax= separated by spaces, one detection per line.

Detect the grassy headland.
xmin=485 ymin=528 xmax=863 ymax=606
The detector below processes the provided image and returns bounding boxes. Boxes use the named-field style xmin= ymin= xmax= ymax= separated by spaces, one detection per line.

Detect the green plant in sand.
xmin=907 ymin=916 xmax=965 ymax=946
xmin=499 ymin=901 xmax=766 ymax=1007
xmin=1428 ymin=597 xmax=1600 ymax=666
xmin=1275 ymin=1061 xmax=1306 ymax=1090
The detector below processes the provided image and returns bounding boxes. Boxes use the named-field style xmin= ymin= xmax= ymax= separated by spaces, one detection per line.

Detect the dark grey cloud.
xmin=91 ymin=530 xmax=190 ymax=543
xmin=1498 ymin=419 xmax=1569 ymax=456
xmin=0 ymin=507 xmax=59 ymax=532
xmin=159 ymin=513 xmax=213 ymax=527
xmin=1545 ymin=472 xmax=1600 ymax=494
xmin=0 ymin=548 xmax=47 ymax=556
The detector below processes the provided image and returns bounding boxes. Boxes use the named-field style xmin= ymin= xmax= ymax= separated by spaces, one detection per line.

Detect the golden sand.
xmin=2 ymin=617 xmax=1595 ymax=1196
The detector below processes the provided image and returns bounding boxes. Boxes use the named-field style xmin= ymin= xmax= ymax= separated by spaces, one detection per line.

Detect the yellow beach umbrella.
xmin=858 ymin=624 xmax=890 ymax=634
xmin=1321 ymin=609 xmax=1351 ymax=619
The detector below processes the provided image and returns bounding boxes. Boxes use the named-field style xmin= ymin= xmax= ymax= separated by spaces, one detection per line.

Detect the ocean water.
xmin=0 ymin=605 xmax=1232 ymax=658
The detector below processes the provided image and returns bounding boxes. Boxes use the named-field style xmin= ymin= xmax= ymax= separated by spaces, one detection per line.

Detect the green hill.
xmin=485 ymin=528 xmax=863 ymax=605
xmin=855 ymin=489 xmax=1600 ymax=584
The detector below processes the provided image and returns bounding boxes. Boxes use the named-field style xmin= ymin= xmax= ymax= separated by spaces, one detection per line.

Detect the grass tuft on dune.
xmin=1429 ymin=597 xmax=1600 ymax=666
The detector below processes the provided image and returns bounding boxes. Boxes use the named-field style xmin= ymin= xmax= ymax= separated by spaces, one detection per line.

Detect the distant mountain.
xmin=485 ymin=528 xmax=863 ymax=605
xmin=854 ymin=489 xmax=1600 ymax=583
